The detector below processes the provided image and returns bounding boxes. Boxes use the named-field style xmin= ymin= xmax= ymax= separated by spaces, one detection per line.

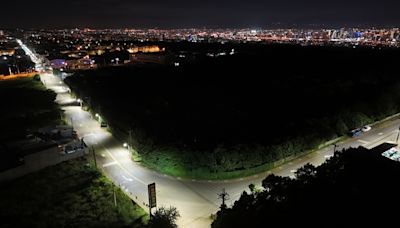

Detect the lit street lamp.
xmin=95 ymin=113 xmax=101 ymax=122
xmin=123 ymin=142 xmax=131 ymax=151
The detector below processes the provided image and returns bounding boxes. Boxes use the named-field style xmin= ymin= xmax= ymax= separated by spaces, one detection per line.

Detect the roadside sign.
xmin=148 ymin=183 xmax=156 ymax=208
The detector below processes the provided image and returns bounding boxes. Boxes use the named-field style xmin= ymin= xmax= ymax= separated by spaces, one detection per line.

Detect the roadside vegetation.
xmin=0 ymin=76 xmax=62 ymax=142
xmin=212 ymin=146 xmax=400 ymax=227
xmin=65 ymin=43 xmax=400 ymax=179
xmin=0 ymin=157 xmax=148 ymax=228
xmin=0 ymin=76 xmax=63 ymax=171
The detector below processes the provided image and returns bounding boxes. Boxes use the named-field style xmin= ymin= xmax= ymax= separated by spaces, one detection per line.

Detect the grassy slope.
xmin=0 ymin=77 xmax=63 ymax=141
xmin=0 ymin=157 xmax=148 ymax=228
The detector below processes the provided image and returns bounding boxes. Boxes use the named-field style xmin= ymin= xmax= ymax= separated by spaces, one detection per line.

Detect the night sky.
xmin=1 ymin=0 xmax=399 ymax=28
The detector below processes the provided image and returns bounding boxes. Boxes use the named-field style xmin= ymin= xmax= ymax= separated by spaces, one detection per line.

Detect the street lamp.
xmin=77 ymin=99 xmax=82 ymax=107
xmin=123 ymin=142 xmax=131 ymax=151
xmin=333 ymin=143 xmax=338 ymax=153
xmin=95 ymin=113 xmax=101 ymax=122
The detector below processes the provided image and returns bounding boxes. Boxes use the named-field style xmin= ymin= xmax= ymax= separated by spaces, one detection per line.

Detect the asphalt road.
xmin=20 ymin=40 xmax=400 ymax=228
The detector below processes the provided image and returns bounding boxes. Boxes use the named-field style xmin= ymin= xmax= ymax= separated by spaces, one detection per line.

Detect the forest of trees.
xmin=212 ymin=145 xmax=400 ymax=227
xmin=65 ymin=43 xmax=400 ymax=179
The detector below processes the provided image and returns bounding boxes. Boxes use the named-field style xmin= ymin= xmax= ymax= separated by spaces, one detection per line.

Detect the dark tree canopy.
xmin=64 ymin=43 xmax=400 ymax=178
xmin=212 ymin=147 xmax=400 ymax=227
xmin=148 ymin=206 xmax=180 ymax=228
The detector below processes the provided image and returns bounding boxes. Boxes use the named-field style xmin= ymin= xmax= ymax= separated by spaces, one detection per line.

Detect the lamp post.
xmin=123 ymin=142 xmax=129 ymax=151
xmin=95 ymin=113 xmax=100 ymax=122
xmin=77 ymin=99 xmax=82 ymax=107
xmin=333 ymin=143 xmax=338 ymax=153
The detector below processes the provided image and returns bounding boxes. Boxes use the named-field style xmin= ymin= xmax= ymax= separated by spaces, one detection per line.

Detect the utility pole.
xmin=218 ymin=188 xmax=230 ymax=210
xmin=113 ymin=185 xmax=117 ymax=207
xmin=128 ymin=129 xmax=132 ymax=151
xmin=92 ymin=146 xmax=97 ymax=168
xmin=396 ymin=126 xmax=400 ymax=144
xmin=333 ymin=143 xmax=338 ymax=153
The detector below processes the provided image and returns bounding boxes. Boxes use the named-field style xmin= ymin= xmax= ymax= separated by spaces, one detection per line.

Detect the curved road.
xmin=20 ymin=40 xmax=400 ymax=227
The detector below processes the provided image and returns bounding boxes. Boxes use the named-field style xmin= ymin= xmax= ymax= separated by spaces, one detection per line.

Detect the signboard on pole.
xmin=148 ymin=183 xmax=156 ymax=208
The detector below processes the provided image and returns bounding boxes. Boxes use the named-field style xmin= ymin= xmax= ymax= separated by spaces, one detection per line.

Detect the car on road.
xmin=361 ymin=125 xmax=371 ymax=132
xmin=349 ymin=128 xmax=363 ymax=137
xmin=100 ymin=121 xmax=108 ymax=128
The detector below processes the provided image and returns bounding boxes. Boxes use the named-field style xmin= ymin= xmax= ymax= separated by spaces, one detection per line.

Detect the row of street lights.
xmin=75 ymin=96 xmax=133 ymax=155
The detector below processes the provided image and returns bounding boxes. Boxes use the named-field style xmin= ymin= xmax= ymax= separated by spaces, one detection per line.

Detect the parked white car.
xmin=361 ymin=125 xmax=371 ymax=132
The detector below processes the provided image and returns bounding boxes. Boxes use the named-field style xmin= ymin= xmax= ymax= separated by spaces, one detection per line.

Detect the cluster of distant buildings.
xmin=45 ymin=44 xmax=167 ymax=71
xmin=22 ymin=28 xmax=400 ymax=47
xmin=12 ymin=27 xmax=400 ymax=74
xmin=0 ymin=31 xmax=35 ymax=77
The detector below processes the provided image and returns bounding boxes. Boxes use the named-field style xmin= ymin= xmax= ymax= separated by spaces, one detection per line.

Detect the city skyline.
xmin=1 ymin=0 xmax=400 ymax=29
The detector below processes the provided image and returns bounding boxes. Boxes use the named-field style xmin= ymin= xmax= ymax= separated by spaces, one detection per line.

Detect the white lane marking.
xmin=290 ymin=169 xmax=296 ymax=173
xmin=365 ymin=130 xmax=397 ymax=147
xmin=102 ymin=161 xmax=117 ymax=167
xmin=121 ymin=175 xmax=133 ymax=182
xmin=324 ymin=155 xmax=333 ymax=159
xmin=102 ymin=146 xmax=147 ymax=185
xmin=122 ymin=175 xmax=133 ymax=182
xmin=357 ymin=139 xmax=369 ymax=144
xmin=378 ymin=132 xmax=384 ymax=136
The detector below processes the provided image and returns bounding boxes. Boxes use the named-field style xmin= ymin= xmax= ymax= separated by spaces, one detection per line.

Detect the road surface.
xmin=19 ymin=40 xmax=400 ymax=227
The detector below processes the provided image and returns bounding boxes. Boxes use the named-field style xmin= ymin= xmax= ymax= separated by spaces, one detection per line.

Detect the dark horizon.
xmin=1 ymin=0 xmax=400 ymax=29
